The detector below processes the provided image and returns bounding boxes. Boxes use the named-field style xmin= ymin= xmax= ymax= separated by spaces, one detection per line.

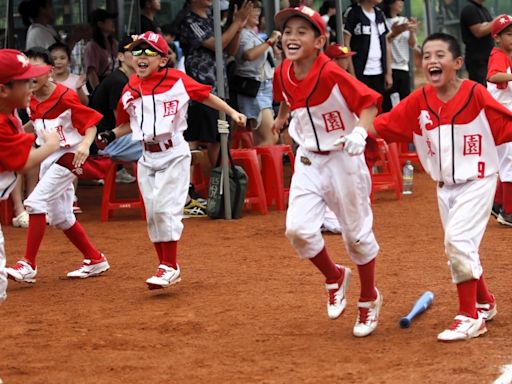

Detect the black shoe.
xmin=497 ymin=212 xmax=512 ymax=227
xmin=491 ymin=204 xmax=502 ymax=218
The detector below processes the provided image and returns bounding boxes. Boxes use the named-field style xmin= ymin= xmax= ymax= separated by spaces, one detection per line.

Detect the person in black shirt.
xmin=140 ymin=0 xmax=161 ymax=33
xmin=460 ymin=0 xmax=495 ymax=85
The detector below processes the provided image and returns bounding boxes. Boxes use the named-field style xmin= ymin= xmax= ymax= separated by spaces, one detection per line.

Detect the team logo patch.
xmin=17 ymin=54 xmax=30 ymax=68
xmin=322 ymin=111 xmax=344 ymax=132
xmin=463 ymin=134 xmax=482 ymax=156
xmin=163 ymin=100 xmax=179 ymax=117
xmin=55 ymin=125 xmax=65 ymax=141
xmin=418 ymin=110 xmax=433 ymax=131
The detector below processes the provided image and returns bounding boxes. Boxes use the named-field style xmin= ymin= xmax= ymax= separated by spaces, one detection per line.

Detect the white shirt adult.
xmin=25 ymin=23 xmax=59 ymax=50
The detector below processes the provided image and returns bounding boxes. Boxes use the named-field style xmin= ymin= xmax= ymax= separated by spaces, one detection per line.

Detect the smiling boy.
xmin=98 ymin=32 xmax=246 ymax=290
xmin=373 ymin=33 xmax=512 ymax=341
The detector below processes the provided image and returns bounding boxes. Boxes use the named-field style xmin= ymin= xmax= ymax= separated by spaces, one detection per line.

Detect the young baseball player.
xmin=0 ymin=49 xmax=61 ymax=301
xmin=486 ymin=15 xmax=512 ymax=227
xmin=372 ymin=33 xmax=512 ymax=341
xmin=97 ymin=32 xmax=247 ymax=290
xmin=6 ymin=48 xmax=110 ymax=284
xmin=273 ymin=6 xmax=383 ymax=337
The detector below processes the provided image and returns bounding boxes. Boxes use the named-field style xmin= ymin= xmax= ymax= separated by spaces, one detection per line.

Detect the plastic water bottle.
xmin=402 ymin=160 xmax=414 ymax=195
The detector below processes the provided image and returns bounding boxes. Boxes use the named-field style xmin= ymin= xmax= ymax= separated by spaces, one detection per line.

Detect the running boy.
xmin=373 ymin=33 xmax=512 ymax=341
xmin=273 ymin=6 xmax=383 ymax=337
xmin=6 ymin=48 xmax=110 ymax=284
xmin=486 ymin=15 xmax=512 ymax=226
xmin=0 ymin=49 xmax=61 ymax=299
xmin=97 ymin=32 xmax=247 ymax=290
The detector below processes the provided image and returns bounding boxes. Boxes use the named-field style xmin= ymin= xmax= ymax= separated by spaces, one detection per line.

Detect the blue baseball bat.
xmin=399 ymin=291 xmax=434 ymax=328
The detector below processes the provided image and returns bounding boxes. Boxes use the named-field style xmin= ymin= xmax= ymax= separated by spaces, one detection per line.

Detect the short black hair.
xmin=24 ymin=47 xmax=54 ymax=66
xmin=422 ymin=32 xmax=461 ymax=59
xmin=48 ymin=42 xmax=71 ymax=59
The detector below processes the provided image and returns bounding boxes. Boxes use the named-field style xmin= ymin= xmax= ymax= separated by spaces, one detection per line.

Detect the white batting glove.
xmin=333 ymin=126 xmax=368 ymax=156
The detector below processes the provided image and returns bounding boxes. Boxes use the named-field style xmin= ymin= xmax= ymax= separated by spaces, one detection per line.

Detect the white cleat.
xmin=353 ymin=288 xmax=383 ymax=337
xmin=437 ymin=313 xmax=487 ymax=342
xmin=146 ymin=264 xmax=181 ymax=290
xmin=6 ymin=260 xmax=37 ymax=283
xmin=476 ymin=297 xmax=497 ymax=321
xmin=326 ymin=266 xmax=351 ymax=320
xmin=67 ymin=255 xmax=110 ymax=279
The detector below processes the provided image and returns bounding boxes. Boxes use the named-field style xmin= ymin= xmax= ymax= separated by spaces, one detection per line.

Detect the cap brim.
xmin=11 ymin=64 xmax=51 ymax=81
xmin=129 ymin=39 xmax=168 ymax=56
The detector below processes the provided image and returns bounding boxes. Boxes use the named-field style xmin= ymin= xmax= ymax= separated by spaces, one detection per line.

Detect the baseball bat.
xmin=399 ymin=291 xmax=434 ymax=328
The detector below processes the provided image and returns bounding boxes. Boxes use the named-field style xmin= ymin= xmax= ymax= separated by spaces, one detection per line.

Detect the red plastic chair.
xmin=398 ymin=142 xmax=422 ymax=170
xmin=231 ymin=130 xmax=254 ymax=149
xmin=370 ymin=139 xmax=402 ymax=201
xmin=256 ymin=144 xmax=295 ymax=210
xmin=101 ymin=161 xmax=145 ymax=221
xmin=230 ymin=148 xmax=268 ymax=214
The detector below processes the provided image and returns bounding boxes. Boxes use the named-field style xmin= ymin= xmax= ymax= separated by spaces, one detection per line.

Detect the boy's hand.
xmin=96 ymin=130 xmax=116 ymax=150
xmin=272 ymin=116 xmax=288 ymax=135
xmin=73 ymin=142 xmax=90 ymax=168
xmin=334 ymin=126 xmax=368 ymax=156
xmin=231 ymin=112 xmax=247 ymax=128
xmin=41 ymin=129 xmax=61 ymax=151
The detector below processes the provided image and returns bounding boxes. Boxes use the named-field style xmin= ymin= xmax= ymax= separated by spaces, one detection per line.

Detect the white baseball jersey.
xmin=274 ymin=53 xmax=381 ymax=262
xmin=116 ymin=68 xmax=211 ymax=243
xmin=487 ymin=47 xmax=512 ymax=181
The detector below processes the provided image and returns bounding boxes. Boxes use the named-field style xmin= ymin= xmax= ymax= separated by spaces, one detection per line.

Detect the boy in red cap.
xmin=6 ymin=48 xmax=111 ymax=284
xmin=97 ymin=32 xmax=247 ymax=290
xmin=324 ymin=43 xmax=356 ymax=74
xmin=0 ymin=49 xmax=61 ymax=300
xmin=272 ymin=6 xmax=383 ymax=337
xmin=487 ymin=14 xmax=512 ymax=226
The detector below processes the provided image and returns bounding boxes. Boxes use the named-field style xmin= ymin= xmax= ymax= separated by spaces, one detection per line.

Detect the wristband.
xmin=266 ymin=40 xmax=274 ymax=47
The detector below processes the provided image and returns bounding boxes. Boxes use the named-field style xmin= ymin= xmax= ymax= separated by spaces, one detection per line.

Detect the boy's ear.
xmin=454 ymin=55 xmax=464 ymax=71
xmin=0 ymin=84 xmax=10 ymax=98
xmin=159 ymin=56 xmax=169 ymax=68
xmin=315 ymin=34 xmax=327 ymax=51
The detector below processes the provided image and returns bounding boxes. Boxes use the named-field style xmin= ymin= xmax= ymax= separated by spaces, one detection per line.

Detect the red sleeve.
xmin=66 ymin=91 xmax=103 ymax=135
xmin=273 ymin=65 xmax=284 ymax=103
xmin=179 ymin=72 xmax=213 ymax=102
xmin=477 ymin=86 xmax=512 ymax=145
xmin=487 ymin=49 xmax=510 ymax=89
xmin=327 ymin=65 xmax=382 ymax=115
xmin=373 ymin=91 xmax=419 ymax=143
xmin=116 ymin=98 xmax=130 ymax=126
xmin=0 ymin=115 xmax=35 ymax=172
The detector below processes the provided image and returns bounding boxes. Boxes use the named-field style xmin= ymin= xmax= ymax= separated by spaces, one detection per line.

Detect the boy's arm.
xmin=23 ymin=120 xmax=34 ymax=133
xmin=272 ymin=102 xmax=290 ymax=134
xmin=488 ymin=72 xmax=512 ymax=84
xmin=201 ymin=94 xmax=247 ymax=128
xmin=74 ymin=126 xmax=96 ymax=167
xmin=21 ymin=130 xmax=60 ymax=172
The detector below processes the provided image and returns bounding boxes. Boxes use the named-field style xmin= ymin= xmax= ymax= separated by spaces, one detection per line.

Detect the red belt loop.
xmin=143 ymin=140 xmax=173 ymax=153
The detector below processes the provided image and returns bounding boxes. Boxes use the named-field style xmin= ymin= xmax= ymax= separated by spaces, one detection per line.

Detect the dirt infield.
xmin=1 ymin=171 xmax=511 ymax=384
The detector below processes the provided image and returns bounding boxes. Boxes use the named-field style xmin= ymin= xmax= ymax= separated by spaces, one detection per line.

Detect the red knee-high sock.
xmin=160 ymin=241 xmax=177 ymax=269
xmin=309 ymin=247 xmax=341 ymax=283
xmin=357 ymin=258 xmax=377 ymax=302
xmin=476 ymin=274 xmax=494 ymax=304
xmin=494 ymin=180 xmax=502 ymax=205
xmin=501 ymin=182 xmax=512 ymax=214
xmin=154 ymin=242 xmax=163 ymax=264
xmin=23 ymin=213 xmax=47 ymax=268
xmin=63 ymin=221 xmax=101 ymax=261
xmin=456 ymin=279 xmax=478 ymax=319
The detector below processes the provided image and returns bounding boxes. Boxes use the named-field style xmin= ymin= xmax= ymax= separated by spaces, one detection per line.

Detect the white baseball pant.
xmin=497 ymin=142 xmax=512 ymax=182
xmin=137 ymin=140 xmax=191 ymax=243
xmin=286 ymin=147 xmax=379 ymax=264
xmin=437 ymin=174 xmax=497 ymax=284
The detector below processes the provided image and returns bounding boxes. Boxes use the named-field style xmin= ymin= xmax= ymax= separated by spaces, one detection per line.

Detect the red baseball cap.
xmin=130 ymin=31 xmax=169 ymax=57
xmin=0 ymin=49 xmax=51 ymax=85
xmin=325 ymin=44 xmax=356 ymax=59
xmin=492 ymin=14 xmax=512 ymax=37
xmin=274 ymin=6 xmax=327 ymax=36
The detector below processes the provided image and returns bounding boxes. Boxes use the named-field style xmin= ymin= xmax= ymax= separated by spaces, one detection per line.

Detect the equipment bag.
xmin=206 ymin=150 xmax=248 ymax=219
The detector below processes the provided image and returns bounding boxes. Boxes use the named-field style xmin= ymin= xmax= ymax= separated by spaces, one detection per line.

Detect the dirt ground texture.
xmin=0 ymin=171 xmax=511 ymax=384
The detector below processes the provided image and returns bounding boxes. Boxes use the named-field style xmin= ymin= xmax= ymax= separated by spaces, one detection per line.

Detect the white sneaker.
xmin=325 ymin=265 xmax=351 ymax=320
xmin=67 ymin=255 xmax=110 ymax=278
xmin=115 ymin=168 xmax=136 ymax=184
xmin=6 ymin=260 xmax=37 ymax=283
xmin=146 ymin=264 xmax=181 ymax=290
xmin=437 ymin=313 xmax=487 ymax=342
xmin=12 ymin=211 xmax=29 ymax=228
xmin=477 ymin=298 xmax=497 ymax=321
xmin=353 ymin=288 xmax=383 ymax=337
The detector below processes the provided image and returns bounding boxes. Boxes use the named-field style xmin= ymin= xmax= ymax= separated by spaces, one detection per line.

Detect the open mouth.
xmin=428 ymin=67 xmax=442 ymax=81
xmin=138 ymin=62 xmax=149 ymax=70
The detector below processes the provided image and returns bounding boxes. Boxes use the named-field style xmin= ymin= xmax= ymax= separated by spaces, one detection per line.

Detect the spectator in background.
xmin=140 ymin=0 xmax=162 ymax=33
xmin=89 ymin=36 xmax=141 ymax=183
xmin=161 ymin=24 xmax=185 ymax=71
xmin=233 ymin=1 xmax=280 ymax=146
xmin=381 ymin=0 xmax=417 ymax=111
xmin=344 ymin=0 xmax=392 ymax=108
xmin=19 ymin=0 xmax=58 ymax=50
xmin=460 ymin=0 xmax=494 ymax=85
xmin=319 ymin=1 xmax=336 ymax=43
xmin=49 ymin=42 xmax=89 ymax=105
xmin=84 ymin=9 xmax=119 ymax=92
